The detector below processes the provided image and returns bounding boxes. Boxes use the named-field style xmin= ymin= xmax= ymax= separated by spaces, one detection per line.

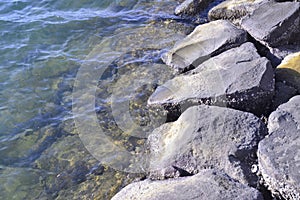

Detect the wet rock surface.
xmin=258 ymin=95 xmax=300 ymax=199
xmin=149 ymin=42 xmax=275 ymax=116
xmin=112 ymin=169 xmax=264 ymax=200
xmin=175 ymin=0 xmax=215 ymax=16
xmin=161 ymin=20 xmax=248 ymax=72
xmin=148 ymin=105 xmax=267 ymax=186
xmin=241 ymin=1 xmax=300 ymax=47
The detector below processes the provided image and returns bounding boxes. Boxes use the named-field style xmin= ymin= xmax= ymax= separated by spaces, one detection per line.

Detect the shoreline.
xmin=112 ymin=0 xmax=300 ymax=199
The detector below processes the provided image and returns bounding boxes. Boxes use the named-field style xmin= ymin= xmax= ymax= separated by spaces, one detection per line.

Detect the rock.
xmin=175 ymin=0 xmax=214 ymax=16
xmin=148 ymin=105 xmax=267 ymax=186
xmin=149 ymin=42 xmax=274 ymax=116
xmin=269 ymin=45 xmax=300 ymax=62
xmin=258 ymin=95 xmax=300 ymax=199
xmin=112 ymin=169 xmax=264 ymax=200
xmin=241 ymin=2 xmax=300 ymax=48
xmin=271 ymin=82 xmax=297 ymax=110
xmin=275 ymin=52 xmax=300 ymax=93
xmin=208 ymin=0 xmax=265 ymax=23
xmin=161 ymin=20 xmax=248 ymax=73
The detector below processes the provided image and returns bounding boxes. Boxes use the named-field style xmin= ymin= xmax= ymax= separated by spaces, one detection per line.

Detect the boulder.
xmin=241 ymin=2 xmax=300 ymax=47
xmin=208 ymin=0 xmax=265 ymax=23
xmin=275 ymin=52 xmax=300 ymax=93
xmin=161 ymin=20 xmax=248 ymax=73
xmin=258 ymin=95 xmax=300 ymax=199
xmin=112 ymin=170 xmax=264 ymax=200
xmin=148 ymin=105 xmax=267 ymax=186
xmin=149 ymin=42 xmax=274 ymax=116
xmin=175 ymin=0 xmax=214 ymax=16
xmin=271 ymin=82 xmax=297 ymax=110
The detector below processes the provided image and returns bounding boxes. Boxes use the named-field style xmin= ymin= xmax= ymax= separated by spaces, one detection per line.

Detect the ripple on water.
xmin=0 ymin=0 xmax=199 ymax=199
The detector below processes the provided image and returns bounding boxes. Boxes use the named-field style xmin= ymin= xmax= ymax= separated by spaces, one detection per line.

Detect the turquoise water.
xmin=0 ymin=0 xmax=199 ymax=199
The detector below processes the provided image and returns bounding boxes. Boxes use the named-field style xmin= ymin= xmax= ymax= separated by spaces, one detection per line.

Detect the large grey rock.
xmin=112 ymin=170 xmax=264 ymax=200
xmin=241 ymin=1 xmax=300 ymax=47
xmin=208 ymin=0 xmax=265 ymax=23
xmin=162 ymin=20 xmax=248 ymax=72
xmin=148 ymin=105 xmax=267 ymax=186
xmin=258 ymin=95 xmax=300 ymax=199
xmin=175 ymin=0 xmax=214 ymax=16
xmin=149 ymin=42 xmax=274 ymax=115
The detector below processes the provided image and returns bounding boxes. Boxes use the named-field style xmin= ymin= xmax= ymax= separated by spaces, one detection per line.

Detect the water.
xmin=0 ymin=0 xmax=200 ymax=199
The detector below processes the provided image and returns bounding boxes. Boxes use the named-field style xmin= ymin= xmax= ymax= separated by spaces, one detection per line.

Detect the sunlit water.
xmin=0 ymin=0 xmax=212 ymax=199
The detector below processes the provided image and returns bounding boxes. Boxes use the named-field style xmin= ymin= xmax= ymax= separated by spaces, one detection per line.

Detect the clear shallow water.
xmin=0 ymin=0 xmax=199 ymax=199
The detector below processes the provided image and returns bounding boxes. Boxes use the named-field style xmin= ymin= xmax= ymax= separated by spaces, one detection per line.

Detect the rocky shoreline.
xmin=112 ymin=0 xmax=300 ymax=199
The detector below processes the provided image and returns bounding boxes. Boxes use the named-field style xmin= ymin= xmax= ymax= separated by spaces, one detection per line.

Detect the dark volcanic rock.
xmin=258 ymin=95 xmax=300 ymax=199
xmin=175 ymin=0 xmax=214 ymax=16
xmin=241 ymin=1 xmax=300 ymax=47
xmin=148 ymin=105 xmax=267 ymax=186
xmin=161 ymin=20 xmax=248 ymax=73
xmin=111 ymin=169 xmax=264 ymax=200
xmin=271 ymin=82 xmax=297 ymax=110
xmin=149 ymin=42 xmax=274 ymax=116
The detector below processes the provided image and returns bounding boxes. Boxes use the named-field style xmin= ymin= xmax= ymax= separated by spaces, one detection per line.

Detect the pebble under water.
xmin=0 ymin=0 xmax=208 ymax=199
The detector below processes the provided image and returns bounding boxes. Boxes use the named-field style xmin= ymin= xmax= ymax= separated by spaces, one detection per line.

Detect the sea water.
xmin=0 ymin=0 xmax=201 ymax=199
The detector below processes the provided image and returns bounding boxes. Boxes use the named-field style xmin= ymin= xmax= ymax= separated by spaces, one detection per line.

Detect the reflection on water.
xmin=0 ymin=0 xmax=197 ymax=199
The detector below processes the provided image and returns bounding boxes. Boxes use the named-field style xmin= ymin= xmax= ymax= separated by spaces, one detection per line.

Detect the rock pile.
xmin=112 ymin=0 xmax=300 ymax=199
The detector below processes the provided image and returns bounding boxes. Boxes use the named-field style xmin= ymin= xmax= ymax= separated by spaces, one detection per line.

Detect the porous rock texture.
xmin=208 ymin=0 xmax=265 ymax=23
xmin=258 ymin=95 xmax=300 ymax=199
xmin=148 ymin=105 xmax=267 ymax=186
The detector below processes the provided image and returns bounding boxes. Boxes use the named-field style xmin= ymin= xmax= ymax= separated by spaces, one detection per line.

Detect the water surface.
xmin=0 ymin=0 xmax=199 ymax=199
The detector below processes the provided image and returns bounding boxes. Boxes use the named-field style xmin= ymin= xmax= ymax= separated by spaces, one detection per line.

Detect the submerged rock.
xmin=161 ymin=20 xmax=248 ymax=72
xmin=276 ymin=52 xmax=300 ymax=93
xmin=241 ymin=1 xmax=300 ymax=47
xmin=148 ymin=105 xmax=267 ymax=186
xmin=175 ymin=0 xmax=214 ymax=16
xmin=149 ymin=42 xmax=274 ymax=116
xmin=258 ymin=95 xmax=300 ymax=199
xmin=208 ymin=0 xmax=265 ymax=23
xmin=112 ymin=169 xmax=263 ymax=200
